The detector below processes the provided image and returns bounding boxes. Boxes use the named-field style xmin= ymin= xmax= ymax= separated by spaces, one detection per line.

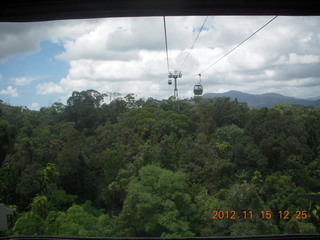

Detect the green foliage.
xmin=48 ymin=189 xmax=77 ymax=211
xmin=15 ymin=163 xmax=42 ymax=202
xmin=227 ymin=183 xmax=264 ymax=212
xmin=51 ymin=205 xmax=100 ymax=236
xmin=41 ymin=163 xmax=59 ymax=195
xmin=229 ymin=219 xmax=278 ymax=236
xmin=118 ymin=165 xmax=196 ymax=237
xmin=65 ymin=89 xmax=107 ymax=131
xmin=0 ymin=119 xmax=14 ymax=164
xmin=12 ymin=196 xmax=49 ymax=235
xmin=285 ymin=217 xmax=317 ymax=234
xmin=30 ymin=195 xmax=49 ymax=218
xmin=1 ymin=92 xmax=320 ymax=237
xmin=12 ymin=211 xmax=44 ymax=235
xmin=49 ymin=203 xmax=114 ymax=237
xmin=251 ymin=170 xmax=263 ymax=187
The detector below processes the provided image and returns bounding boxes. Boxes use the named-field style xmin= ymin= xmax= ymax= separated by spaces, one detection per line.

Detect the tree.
xmin=40 ymin=163 xmax=59 ymax=196
xmin=47 ymin=189 xmax=77 ymax=211
xmin=229 ymin=220 xmax=278 ymax=236
xmin=0 ymin=119 xmax=13 ymax=165
xmin=117 ymin=165 xmax=196 ymax=237
xmin=215 ymin=124 xmax=245 ymax=161
xmin=55 ymin=141 xmax=87 ymax=199
xmin=211 ymin=97 xmax=249 ymax=128
xmin=50 ymin=205 xmax=100 ymax=236
xmin=226 ymin=183 xmax=264 ymax=212
xmin=38 ymin=102 xmax=65 ymax=125
xmin=15 ymin=163 xmax=42 ymax=206
xmin=65 ymin=90 xmax=107 ymax=131
xmin=2 ymin=91 xmax=320 ymax=236
xmin=12 ymin=196 xmax=49 ymax=235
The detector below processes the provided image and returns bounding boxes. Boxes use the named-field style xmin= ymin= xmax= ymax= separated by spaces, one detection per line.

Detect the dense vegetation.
xmin=0 ymin=89 xmax=319 ymax=237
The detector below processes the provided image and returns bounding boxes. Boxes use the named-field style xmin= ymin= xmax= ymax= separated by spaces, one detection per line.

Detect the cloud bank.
xmin=1 ymin=16 xmax=320 ymax=106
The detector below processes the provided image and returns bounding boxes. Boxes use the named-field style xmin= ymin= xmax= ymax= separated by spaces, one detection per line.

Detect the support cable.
xmin=199 ymin=15 xmax=278 ymax=74
xmin=177 ymin=16 xmax=208 ymax=71
xmin=163 ymin=16 xmax=170 ymax=74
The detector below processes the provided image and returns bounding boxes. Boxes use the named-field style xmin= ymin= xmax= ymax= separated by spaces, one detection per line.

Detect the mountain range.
xmin=202 ymin=90 xmax=320 ymax=108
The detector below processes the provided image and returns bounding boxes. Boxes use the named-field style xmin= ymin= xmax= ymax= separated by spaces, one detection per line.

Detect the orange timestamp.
xmin=212 ymin=210 xmax=308 ymax=220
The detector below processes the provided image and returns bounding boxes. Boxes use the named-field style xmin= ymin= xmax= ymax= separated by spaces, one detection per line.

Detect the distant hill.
xmin=202 ymin=90 xmax=320 ymax=108
xmin=307 ymin=96 xmax=320 ymax=101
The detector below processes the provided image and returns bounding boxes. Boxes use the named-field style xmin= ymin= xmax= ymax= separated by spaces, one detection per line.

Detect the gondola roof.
xmin=1 ymin=0 xmax=320 ymax=22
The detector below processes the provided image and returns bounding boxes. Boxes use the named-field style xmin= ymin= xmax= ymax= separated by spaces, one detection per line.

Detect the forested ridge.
xmin=0 ymin=89 xmax=320 ymax=237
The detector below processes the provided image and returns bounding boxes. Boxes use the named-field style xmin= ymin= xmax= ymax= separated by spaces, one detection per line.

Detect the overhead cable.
xmin=177 ymin=16 xmax=209 ymax=71
xmin=199 ymin=15 xmax=278 ymax=74
xmin=163 ymin=16 xmax=170 ymax=74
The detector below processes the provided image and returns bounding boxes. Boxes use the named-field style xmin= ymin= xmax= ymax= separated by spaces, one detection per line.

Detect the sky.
xmin=0 ymin=15 xmax=320 ymax=110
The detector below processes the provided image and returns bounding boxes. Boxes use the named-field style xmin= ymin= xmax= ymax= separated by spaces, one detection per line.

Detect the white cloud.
xmin=1 ymin=15 xmax=320 ymax=103
xmin=55 ymin=45 xmax=190 ymax=99
xmin=53 ymin=16 xmax=320 ymax=100
xmin=55 ymin=17 xmax=217 ymax=62
xmin=0 ymin=23 xmax=42 ymax=61
xmin=11 ymin=76 xmax=41 ymax=86
xmin=36 ymin=82 xmax=65 ymax=95
xmin=29 ymin=102 xmax=40 ymax=111
xmin=0 ymin=86 xmax=18 ymax=97
xmin=0 ymin=19 xmax=99 ymax=62
xmin=276 ymin=53 xmax=320 ymax=65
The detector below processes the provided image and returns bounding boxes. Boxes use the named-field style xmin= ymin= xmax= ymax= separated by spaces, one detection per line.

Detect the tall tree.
xmin=117 ymin=165 xmax=196 ymax=237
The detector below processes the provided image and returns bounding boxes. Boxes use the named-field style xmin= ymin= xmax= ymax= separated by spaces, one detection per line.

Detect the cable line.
xmin=199 ymin=15 xmax=278 ymax=74
xmin=163 ymin=16 xmax=170 ymax=74
xmin=163 ymin=16 xmax=182 ymax=99
xmin=177 ymin=16 xmax=209 ymax=71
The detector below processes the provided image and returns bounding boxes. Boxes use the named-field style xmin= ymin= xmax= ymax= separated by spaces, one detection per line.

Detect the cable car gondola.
xmin=168 ymin=79 xmax=172 ymax=85
xmin=193 ymin=74 xmax=203 ymax=95
xmin=193 ymin=84 xmax=203 ymax=95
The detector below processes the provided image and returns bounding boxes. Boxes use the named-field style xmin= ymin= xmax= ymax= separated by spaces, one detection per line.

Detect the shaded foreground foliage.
xmin=0 ymin=90 xmax=320 ymax=237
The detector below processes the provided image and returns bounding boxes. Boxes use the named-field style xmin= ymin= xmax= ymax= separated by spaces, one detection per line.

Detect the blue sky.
xmin=0 ymin=41 xmax=68 ymax=108
xmin=0 ymin=16 xmax=320 ymax=110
